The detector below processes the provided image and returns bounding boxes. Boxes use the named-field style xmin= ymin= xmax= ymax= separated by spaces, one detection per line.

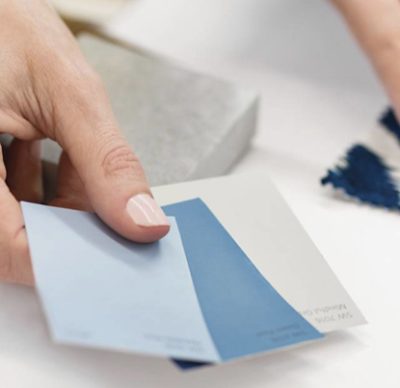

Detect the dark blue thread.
xmin=380 ymin=108 xmax=400 ymax=142
xmin=321 ymin=144 xmax=400 ymax=209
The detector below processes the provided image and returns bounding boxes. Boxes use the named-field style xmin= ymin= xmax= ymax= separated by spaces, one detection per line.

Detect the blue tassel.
xmin=321 ymin=144 xmax=400 ymax=210
xmin=380 ymin=108 xmax=400 ymax=142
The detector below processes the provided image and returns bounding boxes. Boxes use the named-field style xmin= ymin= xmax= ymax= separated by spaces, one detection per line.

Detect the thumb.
xmin=66 ymin=129 xmax=169 ymax=243
xmin=54 ymin=81 xmax=170 ymax=243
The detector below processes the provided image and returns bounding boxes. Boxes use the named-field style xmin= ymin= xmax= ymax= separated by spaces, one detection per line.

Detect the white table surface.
xmin=1 ymin=0 xmax=399 ymax=386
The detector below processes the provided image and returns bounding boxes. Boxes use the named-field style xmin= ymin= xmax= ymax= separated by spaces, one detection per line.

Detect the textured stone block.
xmin=43 ymin=33 xmax=258 ymax=185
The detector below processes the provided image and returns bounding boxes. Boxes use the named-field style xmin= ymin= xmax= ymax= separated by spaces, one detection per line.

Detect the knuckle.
xmin=54 ymin=54 xmax=100 ymax=83
xmin=52 ymin=63 xmax=112 ymax=129
xmin=53 ymin=60 xmax=106 ymax=105
xmin=70 ymin=68 xmax=104 ymax=98
xmin=69 ymin=63 xmax=103 ymax=91
xmin=100 ymin=142 xmax=144 ymax=179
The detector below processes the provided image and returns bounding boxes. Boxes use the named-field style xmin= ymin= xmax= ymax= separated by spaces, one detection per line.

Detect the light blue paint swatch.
xmin=22 ymin=203 xmax=219 ymax=362
xmin=22 ymin=199 xmax=322 ymax=364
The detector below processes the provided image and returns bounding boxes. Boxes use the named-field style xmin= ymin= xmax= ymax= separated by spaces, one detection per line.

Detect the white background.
xmin=1 ymin=0 xmax=398 ymax=386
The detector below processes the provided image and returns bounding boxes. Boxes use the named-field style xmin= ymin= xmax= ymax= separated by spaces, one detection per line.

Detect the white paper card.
xmin=153 ymin=173 xmax=366 ymax=332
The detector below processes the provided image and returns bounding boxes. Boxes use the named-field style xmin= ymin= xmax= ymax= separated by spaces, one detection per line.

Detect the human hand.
xmin=0 ymin=0 xmax=170 ymax=286
xmin=332 ymin=0 xmax=400 ymax=117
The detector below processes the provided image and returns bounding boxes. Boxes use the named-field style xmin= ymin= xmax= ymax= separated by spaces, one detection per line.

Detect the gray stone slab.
xmin=43 ymin=33 xmax=259 ymax=185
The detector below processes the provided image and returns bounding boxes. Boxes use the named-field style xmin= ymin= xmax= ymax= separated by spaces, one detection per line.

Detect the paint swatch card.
xmin=153 ymin=174 xmax=366 ymax=333
xmin=22 ymin=199 xmax=322 ymax=363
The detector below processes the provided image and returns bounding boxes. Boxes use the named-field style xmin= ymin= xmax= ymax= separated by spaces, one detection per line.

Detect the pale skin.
xmin=1 ymin=0 xmax=399 ymax=286
xmin=0 ymin=0 xmax=170 ymax=286
xmin=331 ymin=0 xmax=400 ymax=117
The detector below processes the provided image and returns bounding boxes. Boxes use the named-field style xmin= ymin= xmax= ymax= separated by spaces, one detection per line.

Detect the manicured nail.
xmin=126 ymin=194 xmax=170 ymax=227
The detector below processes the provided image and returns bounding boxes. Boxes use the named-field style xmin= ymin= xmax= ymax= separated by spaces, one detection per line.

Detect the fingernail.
xmin=126 ymin=194 xmax=170 ymax=227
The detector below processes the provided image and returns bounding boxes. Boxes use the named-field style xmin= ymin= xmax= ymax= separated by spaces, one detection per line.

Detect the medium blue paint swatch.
xmin=163 ymin=198 xmax=323 ymax=364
